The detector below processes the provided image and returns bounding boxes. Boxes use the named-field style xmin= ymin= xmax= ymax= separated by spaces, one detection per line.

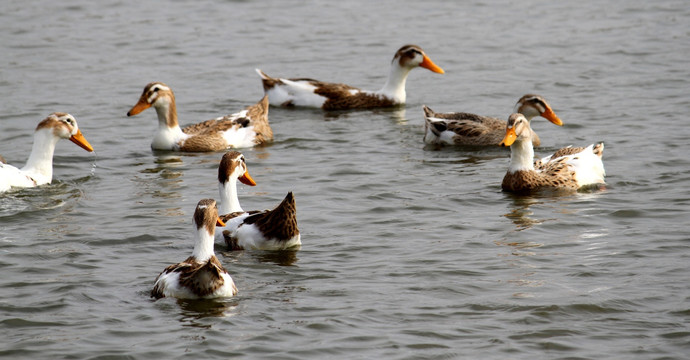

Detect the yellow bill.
xmin=500 ymin=127 xmax=517 ymax=147
xmin=239 ymin=170 xmax=257 ymax=186
xmin=541 ymin=107 xmax=563 ymax=126
xmin=69 ymin=129 xmax=94 ymax=152
xmin=420 ymin=55 xmax=445 ymax=74
xmin=127 ymin=99 xmax=151 ymax=116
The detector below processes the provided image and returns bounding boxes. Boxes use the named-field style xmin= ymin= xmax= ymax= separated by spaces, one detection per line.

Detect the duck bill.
xmin=69 ymin=129 xmax=94 ymax=152
xmin=419 ymin=55 xmax=445 ymax=74
xmin=239 ymin=170 xmax=257 ymax=186
xmin=127 ymin=98 xmax=151 ymax=116
xmin=216 ymin=217 xmax=226 ymax=227
xmin=499 ymin=128 xmax=517 ymax=147
xmin=541 ymin=107 xmax=563 ymax=126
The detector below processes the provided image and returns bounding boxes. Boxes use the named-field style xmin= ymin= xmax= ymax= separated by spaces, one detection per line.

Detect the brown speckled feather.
xmin=245 ymin=95 xmax=272 ymax=144
xmin=182 ymin=119 xmax=237 ymax=136
xmin=423 ymin=106 xmax=543 ymax=146
xmin=535 ymin=144 xmax=604 ymax=169
xmin=323 ymin=91 xmax=397 ymax=110
xmin=151 ymin=255 xmax=233 ymax=299
xmin=294 ymin=79 xmax=359 ymax=93
xmin=307 ymin=82 xmax=396 ymax=110
xmin=180 ymin=133 xmax=230 ymax=152
xmin=264 ymin=76 xmax=397 ymax=110
xmin=178 ymin=96 xmax=271 ymax=151
xmin=549 ymin=146 xmax=587 ymax=159
xmin=502 ymin=161 xmax=578 ymax=194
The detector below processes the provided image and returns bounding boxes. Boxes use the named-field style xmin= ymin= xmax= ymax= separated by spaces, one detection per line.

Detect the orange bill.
xmin=127 ymin=99 xmax=151 ymax=116
xmin=216 ymin=217 xmax=226 ymax=227
xmin=239 ymin=170 xmax=257 ymax=186
xmin=69 ymin=129 xmax=94 ymax=152
xmin=419 ymin=55 xmax=445 ymax=74
xmin=499 ymin=128 xmax=517 ymax=147
xmin=541 ymin=107 xmax=563 ymax=126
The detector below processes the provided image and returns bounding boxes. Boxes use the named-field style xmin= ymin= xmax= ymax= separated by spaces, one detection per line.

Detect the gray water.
xmin=1 ymin=0 xmax=689 ymax=359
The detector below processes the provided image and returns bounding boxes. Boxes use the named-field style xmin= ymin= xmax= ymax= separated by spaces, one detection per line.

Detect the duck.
xmin=151 ymin=198 xmax=238 ymax=299
xmin=0 ymin=113 xmax=94 ymax=193
xmin=256 ymin=44 xmax=444 ymax=110
xmin=423 ymin=94 xmax=563 ymax=147
xmin=127 ymin=82 xmax=272 ymax=152
xmin=499 ymin=113 xmax=605 ymax=193
xmin=216 ymin=151 xmax=300 ymax=251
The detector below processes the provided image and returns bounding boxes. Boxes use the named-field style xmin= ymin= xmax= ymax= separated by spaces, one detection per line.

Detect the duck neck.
xmin=522 ymin=114 xmax=536 ymax=122
xmin=378 ymin=64 xmax=412 ymax=103
xmin=152 ymin=98 xmax=186 ymax=150
xmin=21 ymin=129 xmax=59 ymax=183
xmin=523 ymin=116 xmax=539 ymax=142
xmin=218 ymin=178 xmax=243 ymax=215
xmin=192 ymin=227 xmax=215 ymax=263
xmin=509 ymin=138 xmax=535 ymax=173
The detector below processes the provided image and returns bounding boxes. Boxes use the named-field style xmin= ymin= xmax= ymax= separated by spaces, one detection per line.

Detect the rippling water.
xmin=1 ymin=0 xmax=689 ymax=358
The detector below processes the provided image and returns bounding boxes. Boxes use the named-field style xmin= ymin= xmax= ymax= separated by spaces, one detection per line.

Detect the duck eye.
xmin=153 ymin=87 xmax=160 ymax=92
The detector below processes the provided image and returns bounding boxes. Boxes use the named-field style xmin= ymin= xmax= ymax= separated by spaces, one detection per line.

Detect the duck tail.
xmin=255 ymin=68 xmax=280 ymax=91
xmin=422 ymin=105 xmax=435 ymax=118
xmin=255 ymin=68 xmax=270 ymax=80
xmin=592 ymin=143 xmax=604 ymax=158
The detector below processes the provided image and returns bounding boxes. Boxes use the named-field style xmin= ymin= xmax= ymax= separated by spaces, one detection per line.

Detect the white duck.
xmin=256 ymin=44 xmax=444 ymax=110
xmin=499 ymin=113 xmax=605 ymax=193
xmin=216 ymin=151 xmax=300 ymax=250
xmin=0 ymin=112 xmax=94 ymax=193
xmin=423 ymin=94 xmax=563 ymax=147
xmin=151 ymin=198 xmax=238 ymax=299
xmin=127 ymin=82 xmax=272 ymax=151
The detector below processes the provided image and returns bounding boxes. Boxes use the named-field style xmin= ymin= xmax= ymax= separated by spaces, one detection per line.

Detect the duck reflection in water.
xmin=220 ymin=249 xmax=300 ymax=267
xmin=254 ymin=249 xmax=299 ymax=266
xmin=176 ymin=298 xmax=240 ymax=324
xmin=322 ymin=107 xmax=406 ymax=124
xmin=502 ymin=188 xmax=600 ymax=232
xmin=140 ymin=153 xmax=184 ymax=177
xmin=132 ymin=154 xmax=186 ymax=218
xmin=503 ymin=195 xmax=546 ymax=231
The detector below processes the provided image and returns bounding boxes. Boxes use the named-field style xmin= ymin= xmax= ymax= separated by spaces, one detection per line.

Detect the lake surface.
xmin=1 ymin=0 xmax=689 ymax=358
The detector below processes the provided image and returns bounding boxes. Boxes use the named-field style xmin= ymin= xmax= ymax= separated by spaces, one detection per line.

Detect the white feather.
xmin=221 ymin=126 xmax=257 ymax=149
xmin=151 ymin=126 xmax=188 ymax=150
xmin=561 ymin=144 xmax=606 ymax=187
xmin=0 ymin=163 xmax=36 ymax=191
xmin=423 ymin=118 xmax=458 ymax=145
xmin=152 ymin=272 xmax=195 ymax=299
xmin=271 ymin=78 xmax=327 ymax=108
xmin=228 ymin=218 xmax=301 ymax=250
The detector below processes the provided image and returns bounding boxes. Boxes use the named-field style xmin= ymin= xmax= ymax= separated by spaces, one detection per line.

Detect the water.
xmin=1 ymin=0 xmax=689 ymax=358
